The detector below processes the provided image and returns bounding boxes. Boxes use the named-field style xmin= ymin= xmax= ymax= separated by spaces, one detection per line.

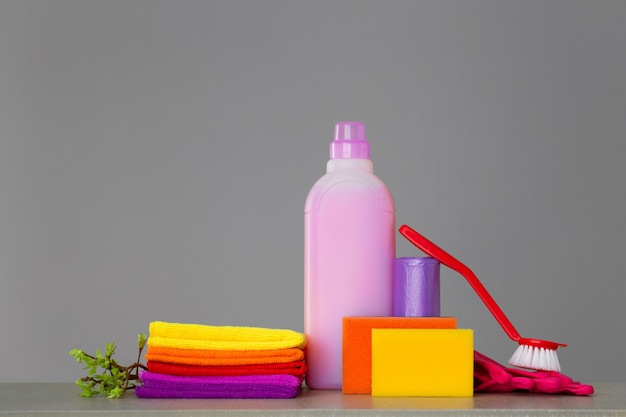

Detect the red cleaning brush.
xmin=399 ymin=224 xmax=567 ymax=372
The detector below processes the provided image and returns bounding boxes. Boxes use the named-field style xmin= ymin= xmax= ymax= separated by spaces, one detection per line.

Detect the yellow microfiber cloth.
xmin=148 ymin=321 xmax=306 ymax=351
xmin=371 ymin=328 xmax=474 ymax=397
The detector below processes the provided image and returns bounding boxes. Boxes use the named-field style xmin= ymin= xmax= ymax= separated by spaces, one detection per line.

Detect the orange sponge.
xmin=371 ymin=328 xmax=474 ymax=397
xmin=342 ymin=316 xmax=457 ymax=394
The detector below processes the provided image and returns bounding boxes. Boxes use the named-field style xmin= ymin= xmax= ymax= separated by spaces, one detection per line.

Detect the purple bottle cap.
xmin=330 ymin=121 xmax=370 ymax=159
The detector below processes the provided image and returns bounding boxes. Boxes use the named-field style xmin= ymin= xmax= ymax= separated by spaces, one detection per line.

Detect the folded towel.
xmin=148 ymin=321 xmax=306 ymax=351
xmin=135 ymin=370 xmax=303 ymax=399
xmin=145 ymin=345 xmax=305 ymax=366
xmin=147 ymin=360 xmax=307 ymax=377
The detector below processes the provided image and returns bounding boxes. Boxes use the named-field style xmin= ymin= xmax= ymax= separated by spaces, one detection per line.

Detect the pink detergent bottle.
xmin=304 ymin=121 xmax=395 ymax=389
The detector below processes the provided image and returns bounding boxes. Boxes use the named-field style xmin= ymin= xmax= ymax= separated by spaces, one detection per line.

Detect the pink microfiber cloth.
xmin=135 ymin=370 xmax=303 ymax=399
xmin=474 ymin=351 xmax=594 ymax=395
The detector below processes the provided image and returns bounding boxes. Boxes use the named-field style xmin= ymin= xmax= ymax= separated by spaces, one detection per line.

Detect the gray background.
xmin=1 ymin=0 xmax=624 ymax=384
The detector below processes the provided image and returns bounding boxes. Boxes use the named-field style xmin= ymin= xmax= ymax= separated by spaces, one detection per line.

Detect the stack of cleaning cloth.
xmin=136 ymin=321 xmax=307 ymax=399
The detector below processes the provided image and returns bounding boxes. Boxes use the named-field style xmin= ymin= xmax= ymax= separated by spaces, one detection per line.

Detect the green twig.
xmin=69 ymin=333 xmax=147 ymax=398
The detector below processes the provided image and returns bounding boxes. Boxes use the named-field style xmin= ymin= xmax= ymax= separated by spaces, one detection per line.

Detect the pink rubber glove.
xmin=474 ymin=351 xmax=594 ymax=395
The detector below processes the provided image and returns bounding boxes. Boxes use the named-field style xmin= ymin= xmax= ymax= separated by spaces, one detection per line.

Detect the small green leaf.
xmin=76 ymin=380 xmax=96 ymax=398
xmin=105 ymin=342 xmax=116 ymax=357
xmin=69 ymin=349 xmax=85 ymax=362
xmin=137 ymin=333 xmax=147 ymax=350
xmin=107 ymin=387 xmax=124 ymax=399
xmin=80 ymin=389 xmax=93 ymax=398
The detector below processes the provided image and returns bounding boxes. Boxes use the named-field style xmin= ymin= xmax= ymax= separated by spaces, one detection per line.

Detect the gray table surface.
xmin=0 ymin=383 xmax=624 ymax=416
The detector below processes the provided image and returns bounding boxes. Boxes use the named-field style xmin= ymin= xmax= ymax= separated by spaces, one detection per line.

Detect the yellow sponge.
xmin=371 ymin=328 xmax=474 ymax=397
xmin=342 ymin=317 xmax=457 ymax=394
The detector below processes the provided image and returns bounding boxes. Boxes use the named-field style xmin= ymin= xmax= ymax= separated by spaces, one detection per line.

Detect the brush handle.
xmin=399 ymin=224 xmax=522 ymax=343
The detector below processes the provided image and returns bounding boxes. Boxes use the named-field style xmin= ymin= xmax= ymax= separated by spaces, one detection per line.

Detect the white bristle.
xmin=508 ymin=344 xmax=561 ymax=372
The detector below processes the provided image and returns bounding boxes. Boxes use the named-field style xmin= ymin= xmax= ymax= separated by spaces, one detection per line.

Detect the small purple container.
xmin=393 ymin=257 xmax=441 ymax=317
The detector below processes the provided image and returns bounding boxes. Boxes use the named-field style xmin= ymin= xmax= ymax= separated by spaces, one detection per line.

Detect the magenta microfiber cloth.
xmin=135 ymin=370 xmax=303 ymax=399
xmin=474 ymin=351 xmax=594 ymax=395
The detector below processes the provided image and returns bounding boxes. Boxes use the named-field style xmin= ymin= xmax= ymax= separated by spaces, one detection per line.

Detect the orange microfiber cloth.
xmin=342 ymin=316 xmax=457 ymax=394
xmin=145 ymin=346 xmax=305 ymax=366
xmin=147 ymin=361 xmax=307 ymax=377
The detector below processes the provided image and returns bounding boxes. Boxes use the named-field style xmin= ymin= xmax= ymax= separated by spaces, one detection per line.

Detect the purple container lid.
xmin=393 ymin=257 xmax=441 ymax=317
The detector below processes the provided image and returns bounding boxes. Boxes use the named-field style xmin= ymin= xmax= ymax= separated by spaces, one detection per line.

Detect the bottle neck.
xmin=326 ymin=158 xmax=374 ymax=173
